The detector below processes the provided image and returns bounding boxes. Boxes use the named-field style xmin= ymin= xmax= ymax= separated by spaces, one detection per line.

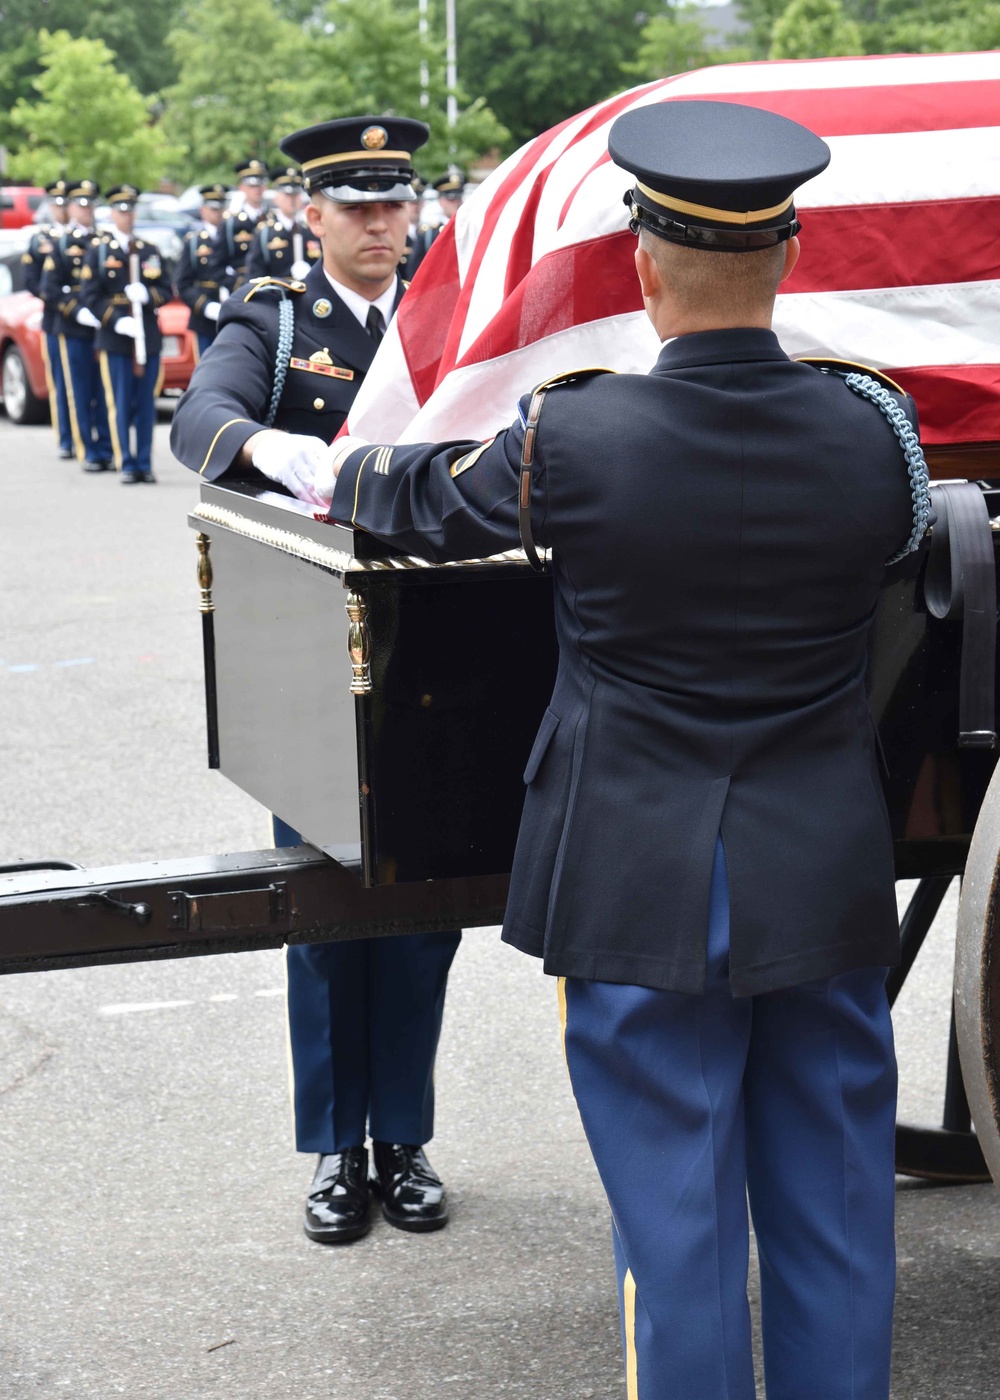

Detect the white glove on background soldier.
xmin=290 ymin=260 xmax=311 ymax=281
xmin=75 ymin=306 xmax=101 ymax=330
xmin=125 ymin=281 xmax=149 ymax=305
xmin=114 ymin=315 xmax=138 ymax=339
xmin=204 ymin=301 xmax=222 ymax=322
xmin=250 ymin=431 xmax=329 ymax=506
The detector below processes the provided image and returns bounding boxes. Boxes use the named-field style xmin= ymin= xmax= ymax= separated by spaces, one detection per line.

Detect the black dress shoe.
xmin=83 ymin=459 xmax=112 ymax=473
xmin=371 ymin=1142 xmax=449 ymax=1233
xmin=303 ymin=1147 xmax=370 ymax=1244
xmin=120 ymin=470 xmax=141 ymax=484
xmin=138 ymin=470 xmax=156 ymax=483
xmin=58 ymin=447 xmax=74 ymax=460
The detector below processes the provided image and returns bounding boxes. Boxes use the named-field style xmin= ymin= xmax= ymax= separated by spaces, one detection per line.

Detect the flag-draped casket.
xmin=349 ymin=51 xmax=1000 ymax=454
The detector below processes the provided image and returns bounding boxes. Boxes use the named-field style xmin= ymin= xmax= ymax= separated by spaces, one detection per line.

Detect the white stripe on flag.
xmin=801 ymin=127 xmax=1000 ymax=207
xmin=666 ymin=51 xmax=1000 ymax=96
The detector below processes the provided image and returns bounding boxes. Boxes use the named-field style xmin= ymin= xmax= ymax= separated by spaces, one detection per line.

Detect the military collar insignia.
xmin=312 ymin=297 xmax=332 ymax=318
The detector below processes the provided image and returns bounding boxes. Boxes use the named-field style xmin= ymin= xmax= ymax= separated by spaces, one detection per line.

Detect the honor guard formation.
xmin=15 ymin=146 xmax=462 ymax=489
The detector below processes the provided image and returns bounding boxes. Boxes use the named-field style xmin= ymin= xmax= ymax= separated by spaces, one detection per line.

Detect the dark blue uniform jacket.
xmin=170 ymin=260 xmax=405 ymax=477
xmin=330 ymin=327 xmax=915 ymax=996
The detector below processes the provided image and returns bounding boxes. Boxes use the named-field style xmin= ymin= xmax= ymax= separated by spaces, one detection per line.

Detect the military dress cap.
xmin=432 ymin=166 xmax=465 ymax=196
xmin=105 ymin=184 xmax=140 ymax=209
xmin=235 ymin=158 xmax=269 ymax=185
xmin=198 ymin=182 xmax=229 ymax=206
xmin=45 ymin=178 xmax=70 ymax=204
xmin=66 ymin=179 xmax=100 ymax=204
xmin=269 ymin=164 xmax=304 ymax=191
xmin=280 ymin=116 xmax=429 ymax=203
xmin=608 ymin=100 xmax=830 ymax=252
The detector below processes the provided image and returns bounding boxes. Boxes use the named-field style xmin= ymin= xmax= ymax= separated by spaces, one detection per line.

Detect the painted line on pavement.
xmin=98 ymin=988 xmax=286 ymax=1016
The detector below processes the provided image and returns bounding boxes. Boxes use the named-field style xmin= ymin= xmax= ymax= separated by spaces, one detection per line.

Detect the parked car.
xmin=1 ymin=184 xmax=45 ymax=229
xmin=0 ymin=229 xmax=197 ymax=424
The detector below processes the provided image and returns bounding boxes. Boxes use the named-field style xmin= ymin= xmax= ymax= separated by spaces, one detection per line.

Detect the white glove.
xmin=313 ymin=435 xmax=370 ymax=504
xmin=290 ymin=260 xmax=310 ymax=280
xmin=251 ymin=431 xmax=329 ymax=506
xmin=125 ymin=281 xmax=149 ymax=305
xmin=114 ymin=316 xmax=138 ymax=339
xmin=75 ymin=306 xmax=101 ymax=330
xmin=204 ymin=301 xmax=222 ymax=322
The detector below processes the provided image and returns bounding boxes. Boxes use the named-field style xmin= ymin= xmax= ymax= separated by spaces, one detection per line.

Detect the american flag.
xmin=348 ymin=51 xmax=1000 ymax=449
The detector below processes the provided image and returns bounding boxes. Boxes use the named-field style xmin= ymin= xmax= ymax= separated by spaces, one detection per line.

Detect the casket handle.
xmin=345 ymin=590 xmax=372 ymax=696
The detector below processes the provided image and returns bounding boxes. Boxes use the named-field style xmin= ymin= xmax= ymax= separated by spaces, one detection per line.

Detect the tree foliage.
xmin=739 ymin=0 xmax=1000 ymax=59
xmin=769 ymin=0 xmax=863 ymax=58
xmin=626 ymin=3 xmax=749 ymax=80
xmin=457 ymin=0 xmax=648 ymax=148
xmin=6 ymin=30 xmax=180 ymax=190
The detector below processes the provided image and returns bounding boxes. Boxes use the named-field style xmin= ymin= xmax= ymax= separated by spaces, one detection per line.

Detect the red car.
xmin=0 ymin=185 xmax=45 ymax=230
xmin=0 ymin=228 xmax=196 ymax=424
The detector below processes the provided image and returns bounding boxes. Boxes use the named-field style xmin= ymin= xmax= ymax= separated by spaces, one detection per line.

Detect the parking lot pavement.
xmin=2 ymin=415 xmax=1000 ymax=1398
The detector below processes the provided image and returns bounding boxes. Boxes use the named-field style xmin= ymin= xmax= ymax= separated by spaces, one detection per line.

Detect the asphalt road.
xmin=2 ymin=413 xmax=1000 ymax=1399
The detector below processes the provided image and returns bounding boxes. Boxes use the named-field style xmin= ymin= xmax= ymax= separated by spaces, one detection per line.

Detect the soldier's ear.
xmin=634 ymin=242 xmax=661 ymax=303
xmin=779 ymin=236 xmax=800 ymax=284
xmin=304 ymin=199 xmax=325 ymax=239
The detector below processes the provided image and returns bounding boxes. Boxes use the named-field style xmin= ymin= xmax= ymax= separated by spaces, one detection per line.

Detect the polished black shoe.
xmin=58 ymin=447 xmax=74 ymax=460
xmin=83 ymin=459 xmax=112 ymax=473
xmin=137 ymin=470 xmax=156 ymax=483
xmin=303 ymin=1147 xmax=371 ymax=1244
xmin=371 ymin=1142 xmax=449 ymax=1233
xmin=120 ymin=470 xmax=141 ymax=484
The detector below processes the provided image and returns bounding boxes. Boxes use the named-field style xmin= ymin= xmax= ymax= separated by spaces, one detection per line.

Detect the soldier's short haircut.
xmin=639 ymin=228 xmax=787 ymax=317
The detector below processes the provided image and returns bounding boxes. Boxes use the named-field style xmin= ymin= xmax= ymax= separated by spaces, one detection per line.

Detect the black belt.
xmin=924 ymin=482 xmax=997 ymax=748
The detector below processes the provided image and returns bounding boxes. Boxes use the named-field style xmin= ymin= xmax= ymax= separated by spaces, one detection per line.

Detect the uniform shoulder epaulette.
xmin=530 ymin=366 xmax=617 ymax=395
xmin=242 ymin=276 xmax=307 ymax=303
xmin=796 ymin=356 xmax=907 ymax=397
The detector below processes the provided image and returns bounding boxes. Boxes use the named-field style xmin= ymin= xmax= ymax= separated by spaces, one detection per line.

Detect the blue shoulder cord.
xmin=841 ymin=372 xmax=932 ymax=565
xmin=264 ymin=292 xmax=296 ymax=429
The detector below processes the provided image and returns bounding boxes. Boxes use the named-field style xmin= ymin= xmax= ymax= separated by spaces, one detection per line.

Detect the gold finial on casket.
xmin=196 ymin=532 xmax=214 ymax=614
xmin=345 ymin=590 xmax=372 ymax=695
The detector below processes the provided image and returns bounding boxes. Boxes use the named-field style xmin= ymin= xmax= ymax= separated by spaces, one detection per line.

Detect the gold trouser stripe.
xmin=192 ymin=337 xmax=201 ymax=366
xmin=40 ymin=335 xmax=60 ymax=442
xmin=153 ymin=358 xmax=165 ymax=398
xmin=302 ymin=148 xmax=412 ymax=172
xmin=557 ymin=976 xmax=569 ymax=1072
xmin=198 ymin=417 xmax=251 ymax=475
xmin=57 ymin=336 xmax=86 ymax=462
xmin=352 ymin=448 xmax=380 ymax=524
xmin=623 ymin=1270 xmax=639 ymax=1400
xmin=636 ymin=181 xmax=792 ymax=227
xmin=99 ymin=351 xmax=124 ymax=470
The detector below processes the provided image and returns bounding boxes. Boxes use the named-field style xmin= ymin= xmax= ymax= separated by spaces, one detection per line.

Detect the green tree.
xmin=6 ymin=30 xmax=178 ymax=190
xmin=300 ymin=0 xmax=508 ymax=175
xmin=457 ymin=0 xmax=647 ymax=148
xmin=626 ymin=2 xmax=749 ymax=79
xmin=161 ymin=0 xmax=309 ymax=184
xmin=769 ymin=0 xmax=864 ymax=57
xmin=0 ymin=0 xmax=181 ymax=146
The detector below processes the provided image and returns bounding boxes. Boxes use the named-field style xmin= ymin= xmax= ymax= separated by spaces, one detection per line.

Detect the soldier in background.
xmin=39 ymin=179 xmax=113 ymax=472
xmin=81 ymin=185 xmax=168 ymax=484
xmin=218 ymin=158 xmax=270 ymax=290
xmin=22 ymin=178 xmax=73 ymax=457
xmin=401 ymin=172 xmax=426 ymax=282
xmin=174 ymin=183 xmax=231 ymax=359
xmin=417 ymin=166 xmax=465 ymax=258
xmin=243 ymin=166 xmax=320 ymax=284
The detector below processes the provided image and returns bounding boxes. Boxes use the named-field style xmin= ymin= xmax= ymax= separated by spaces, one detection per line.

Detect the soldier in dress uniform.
xmin=170 ymin=116 xmax=460 ymax=1245
xmin=219 ymin=158 xmax=270 ymax=288
xmin=39 ymin=179 xmax=113 ymax=472
xmin=80 ymin=185 xmax=168 ymax=484
xmin=243 ymin=165 xmax=320 ymax=284
xmin=400 ymin=172 xmax=426 ymax=281
xmin=22 ymin=178 xmax=74 ymax=456
xmin=313 ymin=101 xmax=920 ymax=1399
xmin=173 ymin=183 xmax=231 ymax=359
xmin=417 ymin=165 xmax=465 ymax=257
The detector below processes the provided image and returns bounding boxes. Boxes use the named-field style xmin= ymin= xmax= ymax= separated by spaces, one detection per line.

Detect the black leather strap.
xmin=924 ymin=482 xmax=997 ymax=748
xmin=518 ymin=386 xmax=547 ymax=572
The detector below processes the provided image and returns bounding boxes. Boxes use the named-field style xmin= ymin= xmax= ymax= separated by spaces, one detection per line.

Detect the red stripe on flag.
xmin=891 ymin=365 xmax=1000 ymax=445
xmin=397 ymin=221 xmax=462 ymax=407
xmin=790 ymin=196 xmax=1000 ymax=292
